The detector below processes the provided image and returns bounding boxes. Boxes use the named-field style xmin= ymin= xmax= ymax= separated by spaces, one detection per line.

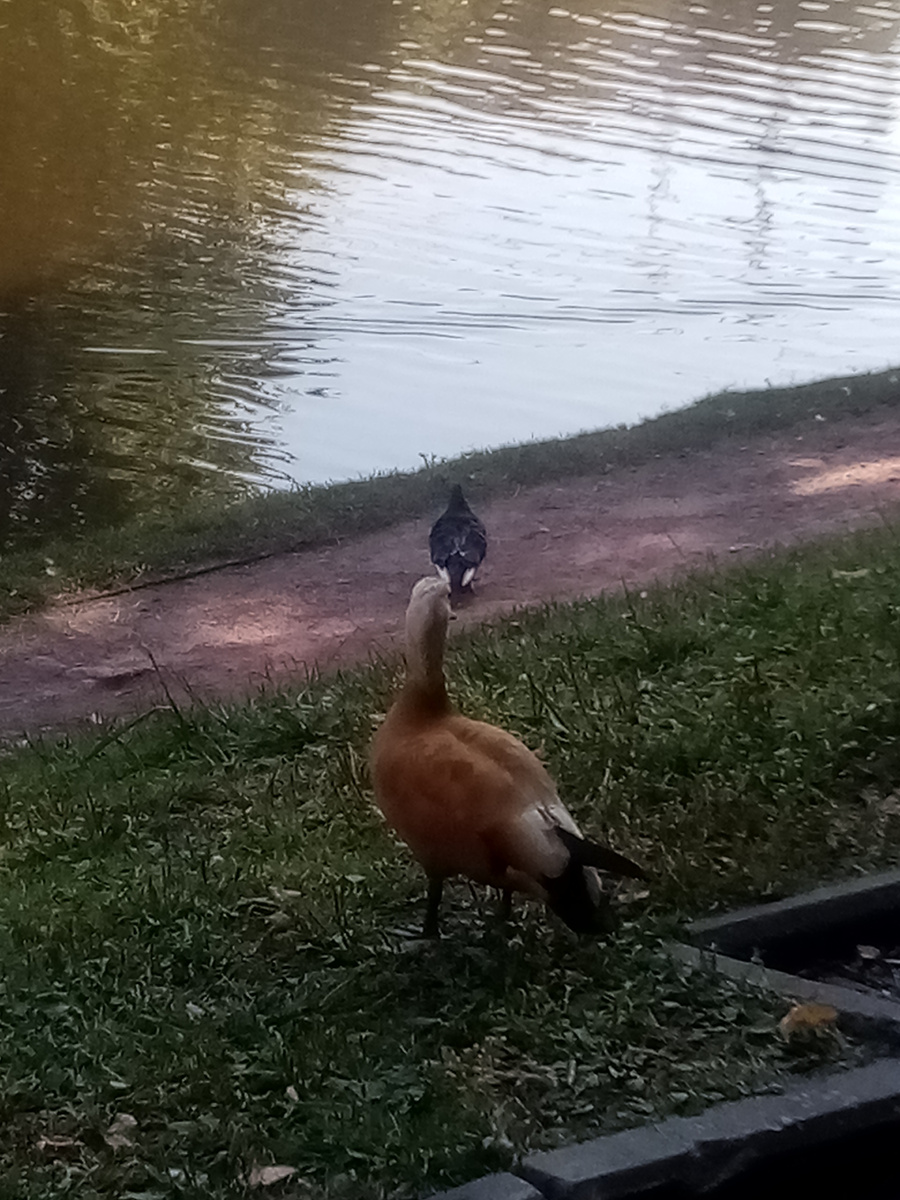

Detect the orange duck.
xmin=370 ymin=576 xmax=646 ymax=936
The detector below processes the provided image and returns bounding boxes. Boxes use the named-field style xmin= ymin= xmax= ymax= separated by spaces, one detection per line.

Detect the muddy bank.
xmin=2 ymin=408 xmax=899 ymax=741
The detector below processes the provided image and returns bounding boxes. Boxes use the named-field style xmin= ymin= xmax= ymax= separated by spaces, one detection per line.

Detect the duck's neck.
xmin=448 ymin=488 xmax=469 ymax=516
xmin=402 ymin=626 xmax=450 ymax=715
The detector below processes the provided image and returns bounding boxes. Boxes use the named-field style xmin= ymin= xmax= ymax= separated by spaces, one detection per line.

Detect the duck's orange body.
xmin=370 ymin=577 xmax=645 ymax=935
xmin=374 ymin=707 xmax=570 ymax=897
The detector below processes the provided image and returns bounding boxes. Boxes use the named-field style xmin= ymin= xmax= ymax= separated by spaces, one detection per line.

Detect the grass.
xmin=2 ymin=364 xmax=898 ymax=624
xmin=3 ymin=520 xmax=900 ymax=1196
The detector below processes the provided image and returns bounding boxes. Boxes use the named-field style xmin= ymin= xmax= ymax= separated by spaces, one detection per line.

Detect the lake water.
xmin=2 ymin=0 xmax=900 ymax=547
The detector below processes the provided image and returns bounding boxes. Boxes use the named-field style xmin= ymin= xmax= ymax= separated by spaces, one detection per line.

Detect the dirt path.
xmin=3 ymin=408 xmax=900 ymax=742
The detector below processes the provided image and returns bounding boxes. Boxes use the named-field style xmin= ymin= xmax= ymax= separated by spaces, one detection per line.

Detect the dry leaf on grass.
xmin=779 ymin=1002 xmax=838 ymax=1037
xmin=247 ymin=1164 xmax=297 ymax=1188
xmin=36 ymin=1135 xmax=82 ymax=1158
xmin=622 ymin=887 xmax=651 ymax=902
xmin=269 ymin=886 xmax=302 ymax=903
xmin=877 ymin=791 xmax=900 ymax=817
xmin=104 ymin=1112 xmax=138 ymax=1151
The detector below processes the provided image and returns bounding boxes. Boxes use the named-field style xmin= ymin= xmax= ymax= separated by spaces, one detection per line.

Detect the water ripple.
xmin=5 ymin=0 xmax=900 ymax=535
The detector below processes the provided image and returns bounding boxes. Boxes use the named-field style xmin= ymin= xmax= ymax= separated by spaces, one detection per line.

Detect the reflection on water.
xmin=2 ymin=0 xmax=900 ymax=546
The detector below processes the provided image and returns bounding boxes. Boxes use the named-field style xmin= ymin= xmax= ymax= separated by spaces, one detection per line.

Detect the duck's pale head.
xmin=407 ymin=575 xmax=452 ymax=627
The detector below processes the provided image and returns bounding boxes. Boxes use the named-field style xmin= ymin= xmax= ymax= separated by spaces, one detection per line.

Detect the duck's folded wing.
xmin=466 ymin=740 xmax=644 ymax=883
xmin=461 ymin=521 xmax=487 ymax=560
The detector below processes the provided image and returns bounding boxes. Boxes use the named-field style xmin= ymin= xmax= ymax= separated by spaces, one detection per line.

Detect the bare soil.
xmin=3 ymin=408 xmax=900 ymax=742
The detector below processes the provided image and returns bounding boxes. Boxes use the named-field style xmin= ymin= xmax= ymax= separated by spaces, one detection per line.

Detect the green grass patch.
xmin=3 ymin=521 xmax=900 ymax=1195
xmin=2 ymin=364 xmax=898 ymax=624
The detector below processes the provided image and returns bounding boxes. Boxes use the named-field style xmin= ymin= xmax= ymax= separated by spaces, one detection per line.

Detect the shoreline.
xmin=3 ymin=395 xmax=900 ymax=741
xmin=3 ymin=365 xmax=898 ymax=625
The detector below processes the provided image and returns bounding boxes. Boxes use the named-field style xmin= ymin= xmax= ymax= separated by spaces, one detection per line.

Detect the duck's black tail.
xmin=543 ymin=827 xmax=646 ymax=935
xmin=555 ymin=827 xmax=647 ymax=880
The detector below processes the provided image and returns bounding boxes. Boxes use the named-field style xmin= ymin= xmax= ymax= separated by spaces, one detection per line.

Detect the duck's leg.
xmin=424 ymin=876 xmax=443 ymax=938
xmin=499 ymin=889 xmax=513 ymax=922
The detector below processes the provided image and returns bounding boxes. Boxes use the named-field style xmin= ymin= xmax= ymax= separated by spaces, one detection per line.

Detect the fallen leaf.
xmin=104 ymin=1112 xmax=138 ymax=1151
xmin=285 ymin=1085 xmax=300 ymax=1102
xmin=248 ymin=1164 xmax=297 ymax=1188
xmin=871 ymin=790 xmax=900 ymax=818
xmin=831 ymin=567 xmax=870 ymax=579
xmin=779 ymin=1002 xmax=838 ymax=1037
xmin=857 ymin=944 xmax=881 ymax=960
xmin=36 ymin=1135 xmax=82 ymax=1158
xmin=269 ymin=886 xmax=303 ymax=903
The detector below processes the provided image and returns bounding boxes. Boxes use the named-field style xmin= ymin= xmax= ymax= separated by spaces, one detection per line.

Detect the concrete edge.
xmin=518 ymin=1058 xmax=900 ymax=1199
xmin=427 ymin=941 xmax=900 ymax=1200
xmin=688 ymin=867 xmax=900 ymax=955
xmin=426 ymin=1172 xmax=544 ymax=1200
xmin=427 ymin=874 xmax=900 ymax=1200
xmin=670 ymin=941 xmax=900 ymax=1046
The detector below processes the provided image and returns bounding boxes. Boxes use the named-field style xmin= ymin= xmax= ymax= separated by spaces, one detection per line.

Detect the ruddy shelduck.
xmin=370 ymin=576 xmax=646 ymax=936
